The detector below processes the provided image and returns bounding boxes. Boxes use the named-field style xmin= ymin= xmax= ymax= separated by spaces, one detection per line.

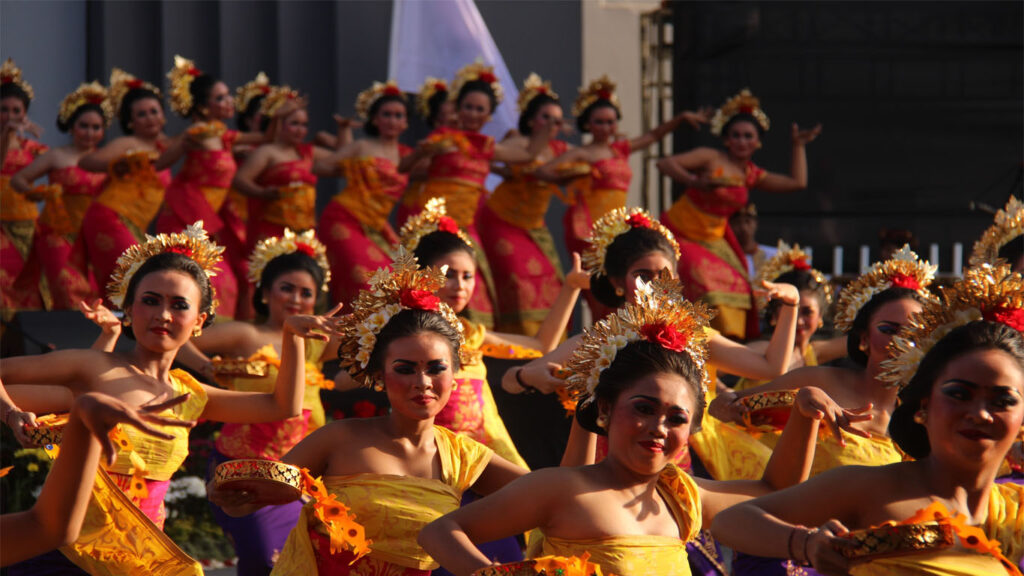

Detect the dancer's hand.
xmin=565 ymin=252 xmax=590 ymax=290
xmin=5 ymin=407 xmax=39 ymax=448
xmin=76 ymin=392 xmax=195 ymax=466
xmin=791 ymin=123 xmax=823 ymax=146
xmin=803 ymin=520 xmax=856 ymax=576
xmin=708 ymin=390 xmax=748 ymax=425
xmin=794 ymin=387 xmax=873 ymax=447
xmin=681 ymin=107 xmax=713 ymax=130
xmin=79 ymin=298 xmax=122 ymax=338
xmin=756 ymin=280 xmax=800 ymax=306
xmin=285 ymin=303 xmax=345 ymax=341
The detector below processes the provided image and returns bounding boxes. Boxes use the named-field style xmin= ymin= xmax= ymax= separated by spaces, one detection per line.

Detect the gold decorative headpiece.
xmin=833 ymin=245 xmax=937 ymax=333
xmin=449 ymin=61 xmax=503 ymax=106
xmin=755 ymin=241 xmax=833 ymax=309
xmin=399 ymin=197 xmax=474 ymax=253
xmin=880 ymin=264 xmax=1024 ymax=390
xmin=355 ymin=79 xmax=406 ymax=120
xmin=583 ymin=207 xmax=681 ymax=277
xmin=710 ymin=88 xmax=770 ymax=137
xmin=107 ymin=221 xmax=224 ymax=308
xmin=565 ymin=271 xmax=714 ymax=404
xmin=109 ymin=68 xmax=162 ymax=116
xmin=572 ymin=75 xmax=619 ymax=119
xmin=969 ymin=196 xmax=1023 ymax=268
xmin=416 ymin=77 xmax=449 ymax=120
xmin=0 ymin=58 xmax=34 ymax=101
xmin=337 ymin=248 xmax=468 ymax=388
xmin=235 ymin=72 xmax=272 ymax=113
xmin=167 ymin=55 xmax=203 ymax=117
xmin=248 ymin=229 xmax=331 ymax=291
xmin=58 ymin=81 xmax=112 ymax=127
xmin=260 ymin=85 xmax=304 ymax=118
xmin=517 ymin=73 xmax=558 ymax=113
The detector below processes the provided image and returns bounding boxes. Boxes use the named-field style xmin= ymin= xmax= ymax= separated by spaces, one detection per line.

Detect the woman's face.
xmin=263 ymin=269 xmax=318 ymax=321
xmin=433 ymin=250 xmax=476 ymax=314
xmin=127 ymin=269 xmax=207 ymax=353
xmin=278 ymin=108 xmax=309 ymax=145
xmin=602 ymin=371 xmax=696 ymax=475
xmin=723 ymin=120 xmax=761 ymax=159
xmin=531 ymin=102 xmax=564 ymax=140
xmin=922 ymin=348 xmax=1024 ymax=471
xmin=372 ymin=101 xmax=408 ymax=139
xmin=586 ymin=106 xmax=618 ymax=141
xmin=611 ymin=251 xmax=675 ymax=306
xmin=436 ymin=100 xmax=458 ymax=130
xmin=206 ymin=81 xmax=234 ymax=120
xmin=130 ymin=97 xmax=166 ymax=138
xmin=860 ymin=297 xmax=923 ymax=369
xmin=787 ymin=289 xmax=823 ymax=349
xmin=381 ymin=332 xmax=456 ymax=421
xmin=71 ymin=110 xmax=105 ymax=150
xmin=1 ymin=96 xmax=26 ymax=128
xmin=457 ymin=91 xmax=491 ymax=133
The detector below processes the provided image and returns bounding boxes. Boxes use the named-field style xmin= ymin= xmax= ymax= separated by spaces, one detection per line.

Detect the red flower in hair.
xmin=739 ymin=105 xmax=754 ymax=114
xmin=478 ymin=71 xmax=497 ymax=84
xmin=126 ymin=79 xmax=144 ymax=89
xmin=437 ymin=216 xmax=460 ymax=235
xmin=384 ymin=85 xmax=402 ymax=96
xmin=399 ymin=288 xmax=440 ymax=311
xmin=0 ymin=77 xmax=10 ymax=84
xmin=295 ymin=243 xmax=315 ymax=257
xmin=187 ymin=67 xmax=201 ymax=76
xmin=626 ymin=213 xmax=653 ymax=229
xmin=639 ymin=322 xmax=688 ymax=352
xmin=167 ymin=245 xmax=194 ymax=258
xmin=259 ymin=86 xmax=271 ymax=94
xmin=889 ymin=273 xmax=921 ymax=290
xmin=433 ymin=82 xmax=447 ymax=91
xmin=984 ymin=306 xmax=1024 ymax=333
xmin=597 ymin=89 xmax=612 ymax=100
xmin=792 ymin=258 xmax=811 ymax=271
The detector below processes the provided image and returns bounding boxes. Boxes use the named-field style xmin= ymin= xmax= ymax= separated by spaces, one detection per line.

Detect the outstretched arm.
xmin=629 ymin=108 xmax=711 ymax=151
xmin=9 ymin=149 xmax=55 ymax=193
xmin=710 ymin=281 xmax=799 ymax=379
xmin=755 ymin=123 xmax=822 ymax=193
xmin=79 ymin=299 xmax=122 ymax=352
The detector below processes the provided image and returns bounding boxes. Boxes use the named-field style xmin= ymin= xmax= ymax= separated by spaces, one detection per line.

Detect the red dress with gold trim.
xmin=248 ymin=143 xmax=317 ymax=251
xmin=1 ymin=138 xmax=49 ymax=310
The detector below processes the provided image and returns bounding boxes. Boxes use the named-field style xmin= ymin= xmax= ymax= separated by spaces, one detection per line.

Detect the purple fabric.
xmin=433 ymin=490 xmax=523 ymax=575
xmin=6 ymin=550 xmax=89 ymax=575
xmin=687 ymin=531 xmax=727 ymax=576
xmin=733 ymin=552 xmax=825 ymax=576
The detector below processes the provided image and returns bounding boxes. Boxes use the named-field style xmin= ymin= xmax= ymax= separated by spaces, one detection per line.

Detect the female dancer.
xmin=210 ymin=250 xmax=528 ymax=574
xmin=0 ymin=223 xmax=340 ymax=575
xmin=478 ymin=74 xmax=572 ymax=335
xmin=712 ymin=265 xmax=1024 ymax=575
xmin=396 ymin=76 xmax=459 ymax=227
xmin=1 ymin=58 xmax=48 ymax=310
xmin=419 ymin=273 xmax=870 ymax=576
xmin=315 ymin=79 xmax=412 ymax=306
xmin=78 ymin=68 xmax=172 ymax=296
xmin=657 ymin=89 xmax=822 ymax=339
xmin=9 ymin=82 xmax=109 ymax=310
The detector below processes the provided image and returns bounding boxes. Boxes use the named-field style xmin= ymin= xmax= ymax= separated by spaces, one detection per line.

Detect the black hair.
xmin=122 ymin=252 xmax=216 ymax=339
xmin=425 ymin=90 xmax=449 ymax=129
xmin=576 ymin=340 xmax=706 ymax=435
xmin=118 ymin=88 xmax=163 ymax=134
xmin=1 ymin=83 xmax=31 ymax=111
xmin=998 ymin=240 xmax=1024 ymax=271
xmin=576 ymin=99 xmax=620 ymax=134
xmin=363 ymin=308 xmax=463 ymax=375
xmin=253 ymin=251 xmax=327 ymax=317
xmin=185 ymin=74 xmax=217 ymax=118
xmin=846 ymin=287 xmax=927 ymax=366
xmin=412 ymin=230 xmax=475 ymax=268
xmin=57 ymin=103 xmax=106 ymax=133
xmin=721 ymin=113 xmax=765 ymax=138
xmin=456 ymin=80 xmax=497 ymax=115
xmin=765 ymin=269 xmax=830 ymax=325
xmin=363 ymin=94 xmax=408 ymax=137
xmin=591 ymin=227 xmax=678 ymax=309
xmin=518 ymin=93 xmax=559 ymax=136
xmin=237 ymin=95 xmax=269 ymax=133
xmin=889 ymin=321 xmax=1024 ymax=459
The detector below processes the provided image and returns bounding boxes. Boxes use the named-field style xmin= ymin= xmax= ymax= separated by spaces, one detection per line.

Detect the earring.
xmin=122 ymin=315 xmax=132 ymax=327
xmin=754 ymin=142 xmax=763 ymax=150
xmin=193 ymin=326 xmax=202 ymax=338
xmin=913 ymin=409 xmax=927 ymax=425
xmin=596 ymin=414 xmax=608 ymax=430
xmin=261 ymin=296 xmax=268 ymax=305
xmin=372 ymin=379 xmax=384 ymax=392
xmin=859 ymin=342 xmax=869 ymax=353
xmin=615 ymin=287 xmax=625 ymax=297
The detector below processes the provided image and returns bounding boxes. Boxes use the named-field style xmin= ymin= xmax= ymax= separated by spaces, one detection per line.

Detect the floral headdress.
xmin=833 ymin=245 xmax=937 ymax=333
xmin=167 ymin=55 xmax=203 ymax=117
xmin=449 ymin=61 xmax=503 ymax=106
xmin=398 ymin=197 xmax=474 ymax=253
xmin=416 ymin=77 xmax=449 ymax=120
xmin=259 ymin=85 xmax=304 ymax=118
xmin=337 ymin=248 xmax=468 ymax=388
xmin=248 ymin=229 xmax=331 ymax=291
xmin=517 ymin=73 xmax=558 ymax=113
xmin=0 ymin=58 xmax=34 ymax=101
xmin=58 ymin=81 xmax=112 ymax=128
xmin=880 ymin=264 xmax=1024 ymax=390
xmin=235 ymin=72 xmax=272 ymax=113
xmin=565 ymin=271 xmax=714 ymax=404
xmin=572 ymin=75 xmax=619 ymax=119
xmin=582 ymin=207 xmax=681 ymax=277
xmin=107 ymin=221 xmax=224 ymax=308
xmin=355 ymin=79 xmax=406 ymax=120
xmin=709 ymin=88 xmax=770 ymax=137
xmin=109 ymin=68 xmax=162 ymax=116
xmin=755 ymin=240 xmax=833 ymax=309
xmin=969 ymin=196 xmax=1023 ymax=268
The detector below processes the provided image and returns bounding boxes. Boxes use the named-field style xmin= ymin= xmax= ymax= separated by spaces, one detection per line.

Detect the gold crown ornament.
xmin=709 ymin=88 xmax=770 ymax=137
xmin=880 ymin=263 xmax=1024 ymax=390
xmin=969 ymin=196 xmax=1023 ymax=268
xmin=108 ymin=68 xmax=162 ymax=116
xmin=58 ymin=81 xmax=112 ymax=127
xmin=259 ymin=85 xmax=304 ymax=118
xmin=572 ymin=75 xmax=619 ymax=119
xmin=337 ymin=247 xmax=468 ymax=388
xmin=565 ymin=270 xmax=714 ymax=405
xmin=355 ymin=79 xmax=406 ymax=120
xmin=516 ymin=73 xmax=558 ymax=113
xmin=247 ymin=228 xmax=330 ymax=291
xmin=235 ymin=71 xmax=272 ymax=113
xmin=582 ymin=207 xmax=680 ymax=278
xmin=416 ymin=76 xmax=449 ymax=120
xmin=398 ymin=197 xmax=475 ymax=253
xmin=107 ymin=221 xmax=224 ymax=308
xmin=754 ymin=240 xmax=833 ymax=309
xmin=449 ymin=61 xmax=503 ymax=106
xmin=167 ymin=55 xmax=203 ymax=117
xmin=0 ymin=58 xmax=34 ymax=101
xmin=832 ymin=245 xmax=937 ymax=333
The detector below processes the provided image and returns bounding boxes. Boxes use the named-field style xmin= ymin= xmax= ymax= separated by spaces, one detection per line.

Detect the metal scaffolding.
xmin=639 ymin=6 xmax=674 ymax=215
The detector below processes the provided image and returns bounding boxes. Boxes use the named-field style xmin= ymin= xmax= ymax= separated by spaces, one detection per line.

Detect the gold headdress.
xmin=449 ymin=61 xmax=503 ymax=106
xmin=572 ymin=75 xmax=619 ymax=119
xmin=755 ymin=241 xmax=833 ymax=309
xmin=58 ymin=81 xmax=112 ymax=128
xmin=235 ymin=72 xmax=272 ymax=113
xmin=0 ymin=58 xmax=34 ymax=101
xmin=259 ymin=85 xmax=304 ymax=118
xmin=565 ymin=271 xmax=714 ymax=404
xmin=517 ymin=73 xmax=558 ymax=113
xmin=337 ymin=248 xmax=468 ymax=388
xmin=109 ymin=68 xmax=162 ymax=116
xmin=582 ymin=207 xmax=681 ymax=277
xmin=107 ymin=221 xmax=224 ymax=308
xmin=167 ymin=55 xmax=203 ymax=117
xmin=710 ymin=88 xmax=770 ymax=137
xmin=399 ymin=197 xmax=474 ymax=253
xmin=969 ymin=196 xmax=1023 ymax=268
xmin=248 ymin=229 xmax=331 ymax=291
xmin=880 ymin=264 xmax=1024 ymax=390
xmin=833 ymin=245 xmax=937 ymax=333
xmin=416 ymin=77 xmax=449 ymax=120
xmin=354 ymin=79 xmax=406 ymax=120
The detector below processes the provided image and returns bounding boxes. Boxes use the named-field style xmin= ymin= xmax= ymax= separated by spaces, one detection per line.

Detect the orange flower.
xmin=532 ymin=552 xmax=606 ymax=576
xmin=556 ymin=387 xmax=577 ymax=416
xmin=0 ymin=465 xmax=13 ymax=477
xmin=126 ymin=471 xmax=149 ymax=501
